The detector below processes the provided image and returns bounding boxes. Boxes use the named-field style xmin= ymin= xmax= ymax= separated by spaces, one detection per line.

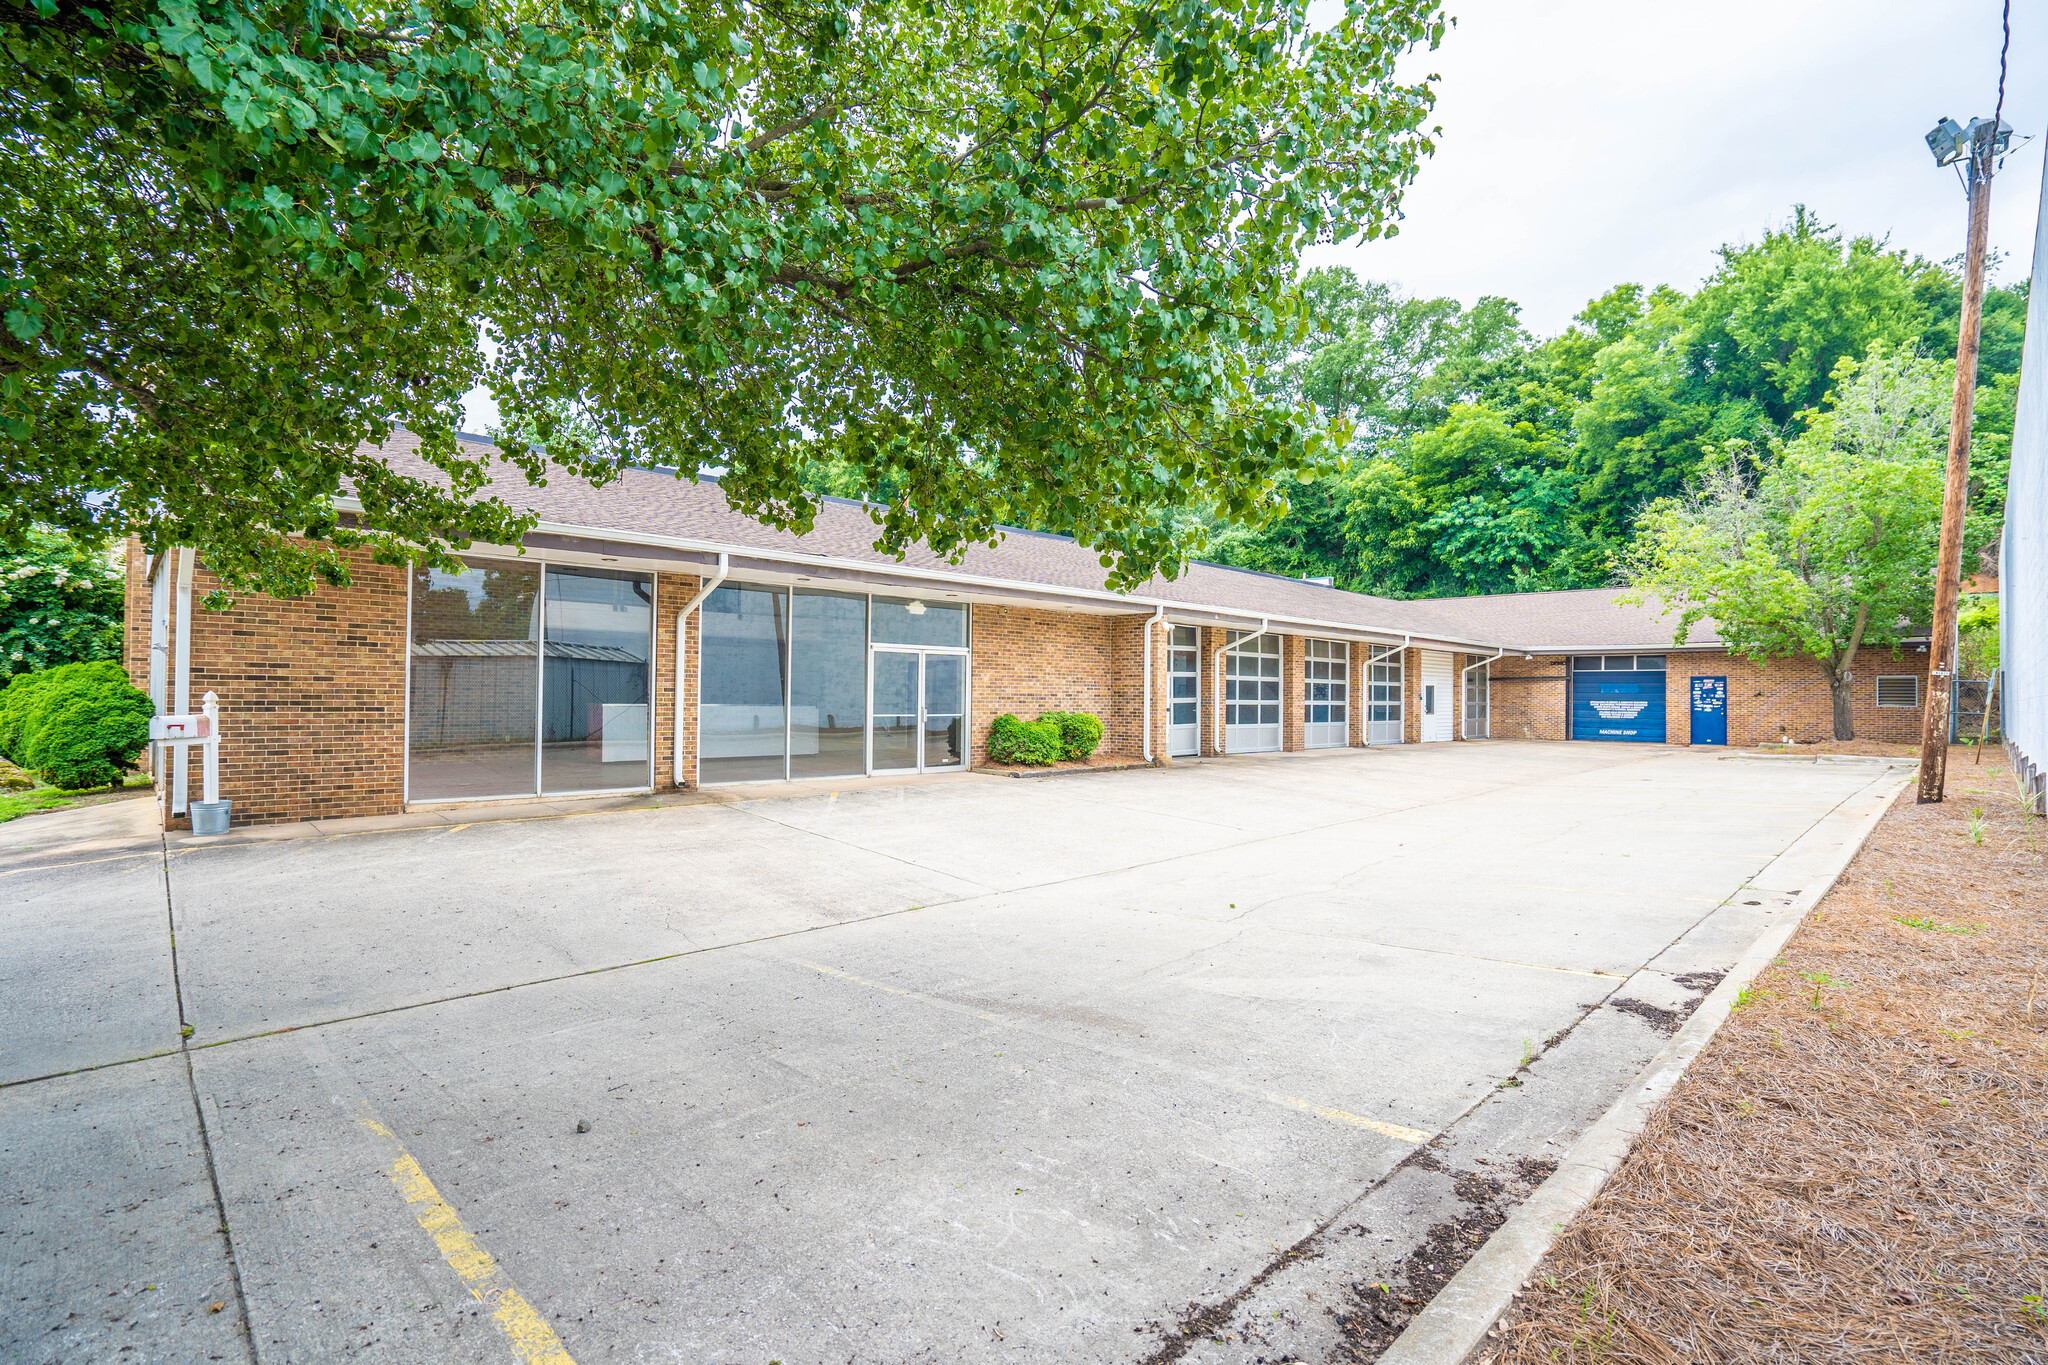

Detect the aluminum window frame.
xmin=696 ymin=581 xmax=974 ymax=786
xmin=404 ymin=553 xmax=658 ymax=806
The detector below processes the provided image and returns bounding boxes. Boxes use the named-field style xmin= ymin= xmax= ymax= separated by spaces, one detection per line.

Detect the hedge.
xmin=987 ymin=710 xmax=1105 ymax=766
xmin=0 ymin=660 xmax=154 ymax=790
xmin=987 ymin=713 xmax=1063 ymax=766
xmin=1036 ymin=710 xmax=1104 ymax=760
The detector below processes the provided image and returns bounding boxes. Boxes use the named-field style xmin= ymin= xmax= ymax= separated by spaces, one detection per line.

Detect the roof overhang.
xmin=342 ymin=500 xmax=1500 ymax=652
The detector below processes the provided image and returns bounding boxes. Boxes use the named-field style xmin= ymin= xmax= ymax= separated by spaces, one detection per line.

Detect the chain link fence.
xmin=1950 ymin=673 xmax=2003 ymax=746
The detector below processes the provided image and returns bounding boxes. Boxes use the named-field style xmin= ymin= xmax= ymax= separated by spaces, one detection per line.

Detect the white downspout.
xmin=1461 ymin=647 xmax=1507 ymax=740
xmin=1142 ymin=606 xmax=1167 ymax=763
xmin=171 ymin=548 xmax=196 ymax=815
xmin=672 ymin=553 xmax=727 ymax=788
xmin=1213 ymin=617 xmax=1271 ymax=756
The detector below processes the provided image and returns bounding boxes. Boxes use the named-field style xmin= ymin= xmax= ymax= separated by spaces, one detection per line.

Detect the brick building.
xmin=126 ymin=430 xmax=1932 ymax=827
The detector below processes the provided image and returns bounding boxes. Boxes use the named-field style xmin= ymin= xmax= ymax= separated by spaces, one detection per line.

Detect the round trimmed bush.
xmin=0 ymin=660 xmax=153 ymax=790
xmin=1038 ymin=710 xmax=1103 ymax=760
xmin=987 ymin=713 xmax=1062 ymax=766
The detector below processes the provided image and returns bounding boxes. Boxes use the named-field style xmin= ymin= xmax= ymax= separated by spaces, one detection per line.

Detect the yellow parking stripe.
xmin=356 ymin=1108 xmax=575 ymax=1365
xmin=1264 ymin=1092 xmax=1432 ymax=1144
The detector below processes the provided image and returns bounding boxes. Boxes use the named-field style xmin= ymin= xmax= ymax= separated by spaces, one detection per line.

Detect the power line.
xmin=1994 ymin=0 xmax=2011 ymax=131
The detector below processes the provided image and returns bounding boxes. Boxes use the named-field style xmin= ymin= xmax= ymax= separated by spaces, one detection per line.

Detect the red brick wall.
xmin=654 ymin=573 xmax=701 ymax=788
xmin=1490 ymin=654 xmax=1571 ymax=740
xmin=967 ymin=605 xmax=1127 ymax=763
xmin=150 ymin=543 xmax=409 ymax=825
xmin=1281 ymin=634 xmax=1305 ymax=752
xmin=1486 ymin=648 xmax=1934 ymax=746
xmin=1665 ymin=649 xmax=1932 ymax=746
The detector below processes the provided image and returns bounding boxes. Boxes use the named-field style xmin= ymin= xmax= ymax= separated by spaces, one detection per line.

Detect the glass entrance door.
xmin=871 ymin=649 xmax=967 ymax=772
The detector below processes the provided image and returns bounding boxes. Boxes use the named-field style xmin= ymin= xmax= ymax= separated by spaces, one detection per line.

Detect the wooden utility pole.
xmin=1917 ymin=122 xmax=1996 ymax=804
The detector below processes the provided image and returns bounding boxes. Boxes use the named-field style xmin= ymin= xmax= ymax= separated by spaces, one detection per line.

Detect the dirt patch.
xmin=1742 ymin=739 xmax=1919 ymax=758
xmin=1486 ymin=770 xmax=2048 ymax=1363
xmin=981 ymin=753 xmax=1148 ymax=777
xmin=1333 ymin=1157 xmax=1558 ymax=1360
xmin=1608 ymin=997 xmax=1684 ymax=1035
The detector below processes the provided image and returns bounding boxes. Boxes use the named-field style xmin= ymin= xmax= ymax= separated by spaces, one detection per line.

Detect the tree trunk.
xmin=1827 ymin=669 xmax=1856 ymax=741
xmin=1824 ymin=604 xmax=1872 ymax=742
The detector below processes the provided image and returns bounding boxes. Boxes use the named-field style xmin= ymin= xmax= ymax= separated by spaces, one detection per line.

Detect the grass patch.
xmin=0 ymin=773 xmax=152 ymax=824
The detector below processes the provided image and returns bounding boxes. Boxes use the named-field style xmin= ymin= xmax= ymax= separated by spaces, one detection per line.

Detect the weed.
xmin=1944 ymin=1028 xmax=1978 ymax=1043
xmin=1521 ymin=1037 xmax=1538 ymax=1068
xmin=1799 ymin=971 xmax=1838 ymax=1010
xmin=1570 ymin=1275 xmax=1618 ymax=1360
xmin=1732 ymin=984 xmax=1762 ymax=1012
xmin=2022 ymin=1293 xmax=2046 ymax=1325
xmin=1967 ymin=808 xmax=1989 ymax=845
xmin=1892 ymin=915 xmax=1979 ymax=934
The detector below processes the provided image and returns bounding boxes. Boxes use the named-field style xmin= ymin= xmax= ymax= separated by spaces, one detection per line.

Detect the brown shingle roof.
xmin=356 ymin=430 xmax=1713 ymax=653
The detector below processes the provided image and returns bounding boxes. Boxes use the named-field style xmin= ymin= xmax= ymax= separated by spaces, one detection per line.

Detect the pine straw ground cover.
xmin=1489 ymin=764 xmax=2047 ymax=1364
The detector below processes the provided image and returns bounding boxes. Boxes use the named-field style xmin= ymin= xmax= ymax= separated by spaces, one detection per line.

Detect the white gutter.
xmin=1142 ymin=606 xmax=1167 ymax=762
xmin=1213 ymin=617 xmax=1271 ymax=756
xmin=171 ymin=548 xmax=196 ymax=815
xmin=672 ymin=553 xmax=728 ymax=788
xmin=330 ymin=498 xmax=1501 ymax=653
xmin=1461 ymin=647 xmax=1508 ymax=739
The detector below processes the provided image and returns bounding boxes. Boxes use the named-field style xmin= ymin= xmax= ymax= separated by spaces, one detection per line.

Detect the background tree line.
xmin=1161 ymin=208 xmax=2024 ymax=599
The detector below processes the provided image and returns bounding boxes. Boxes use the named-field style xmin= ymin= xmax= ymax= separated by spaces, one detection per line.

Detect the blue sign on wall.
xmin=1571 ymin=669 xmax=1667 ymax=742
xmin=1690 ymin=676 xmax=1728 ymax=746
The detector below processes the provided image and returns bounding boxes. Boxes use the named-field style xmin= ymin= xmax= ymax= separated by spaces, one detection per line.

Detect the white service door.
xmin=1418 ymin=649 xmax=1455 ymax=743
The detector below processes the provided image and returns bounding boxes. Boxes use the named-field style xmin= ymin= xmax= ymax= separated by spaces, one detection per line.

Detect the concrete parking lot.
xmin=2 ymin=742 xmax=1903 ymax=1364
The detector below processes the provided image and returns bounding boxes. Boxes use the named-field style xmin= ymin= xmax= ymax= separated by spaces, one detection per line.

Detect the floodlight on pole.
xmin=1915 ymin=112 xmax=2002 ymax=804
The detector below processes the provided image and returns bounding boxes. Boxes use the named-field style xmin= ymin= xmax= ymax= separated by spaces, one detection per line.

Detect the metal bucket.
xmin=189 ymin=800 xmax=232 ymax=837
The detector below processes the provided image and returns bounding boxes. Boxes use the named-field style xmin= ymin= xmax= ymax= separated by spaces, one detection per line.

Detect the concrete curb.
xmin=1376 ymin=770 xmax=1914 ymax=1365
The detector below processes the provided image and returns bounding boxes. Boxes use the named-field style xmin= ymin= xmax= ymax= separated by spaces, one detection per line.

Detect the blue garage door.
xmin=1571 ymin=655 xmax=1667 ymax=742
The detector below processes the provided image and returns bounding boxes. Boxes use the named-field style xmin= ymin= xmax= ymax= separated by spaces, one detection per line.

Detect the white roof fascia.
xmin=334 ymin=498 xmax=1500 ymax=652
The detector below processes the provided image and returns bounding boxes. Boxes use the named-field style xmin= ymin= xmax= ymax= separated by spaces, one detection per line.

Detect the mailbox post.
xmin=149 ymin=692 xmax=229 ymax=834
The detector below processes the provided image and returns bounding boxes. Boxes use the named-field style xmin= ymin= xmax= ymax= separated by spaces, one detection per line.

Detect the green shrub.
xmin=1038 ymin=710 xmax=1103 ymax=760
xmin=987 ymin=712 xmax=1062 ymax=766
xmin=0 ymin=660 xmax=154 ymax=790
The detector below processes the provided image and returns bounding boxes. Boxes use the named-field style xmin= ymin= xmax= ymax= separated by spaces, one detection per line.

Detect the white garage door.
xmin=1418 ymin=649 xmax=1454 ymax=743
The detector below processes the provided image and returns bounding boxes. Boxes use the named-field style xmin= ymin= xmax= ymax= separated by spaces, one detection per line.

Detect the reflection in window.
xmin=701 ymin=584 xmax=789 ymax=782
xmin=791 ymin=590 xmax=867 ymax=778
xmin=408 ymin=561 xmax=541 ymax=800
xmin=873 ymin=595 xmax=967 ymax=648
xmin=542 ymin=567 xmax=652 ymax=793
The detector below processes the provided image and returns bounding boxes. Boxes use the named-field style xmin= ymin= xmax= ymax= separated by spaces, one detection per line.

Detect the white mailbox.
xmin=150 ymin=713 xmax=213 ymax=741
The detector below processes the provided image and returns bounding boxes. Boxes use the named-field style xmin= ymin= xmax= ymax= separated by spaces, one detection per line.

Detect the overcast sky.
xmin=466 ymin=0 xmax=2042 ymax=429
xmin=1307 ymin=0 xmax=2045 ymax=334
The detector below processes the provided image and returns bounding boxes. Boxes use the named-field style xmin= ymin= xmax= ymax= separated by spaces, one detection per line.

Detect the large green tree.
xmin=4 ymin=0 xmax=1446 ymax=595
xmin=0 ymin=526 xmax=124 ymax=681
xmin=1620 ymin=346 xmax=1949 ymax=740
